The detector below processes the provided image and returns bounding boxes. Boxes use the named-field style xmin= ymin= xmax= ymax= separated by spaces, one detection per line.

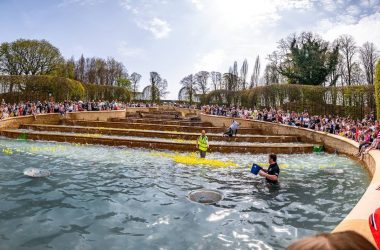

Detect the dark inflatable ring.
xmin=188 ymin=189 xmax=223 ymax=204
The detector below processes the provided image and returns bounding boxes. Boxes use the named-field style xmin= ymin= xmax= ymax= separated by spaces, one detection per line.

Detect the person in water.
xmin=259 ymin=154 xmax=280 ymax=184
xmin=223 ymin=120 xmax=240 ymax=137
xmin=196 ymin=130 xmax=209 ymax=158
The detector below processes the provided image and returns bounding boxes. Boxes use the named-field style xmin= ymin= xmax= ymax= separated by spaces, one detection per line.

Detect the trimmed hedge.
xmin=375 ymin=60 xmax=380 ymax=119
xmin=0 ymin=75 xmax=130 ymax=102
xmin=204 ymin=84 xmax=375 ymax=119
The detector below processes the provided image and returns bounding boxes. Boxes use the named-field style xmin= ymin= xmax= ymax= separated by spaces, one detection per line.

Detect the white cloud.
xmin=320 ymin=13 xmax=380 ymax=46
xmin=58 ymin=0 xmax=103 ymax=7
xmin=191 ymin=0 xmax=204 ymax=10
xmin=346 ymin=5 xmax=362 ymax=16
xmin=120 ymin=1 xmax=171 ymax=39
xmin=319 ymin=0 xmax=339 ymax=12
xmin=194 ymin=50 xmax=227 ymax=72
xmin=118 ymin=41 xmax=145 ymax=58
xmin=120 ymin=0 xmax=132 ymax=10
xmin=139 ymin=18 xmax=171 ymax=39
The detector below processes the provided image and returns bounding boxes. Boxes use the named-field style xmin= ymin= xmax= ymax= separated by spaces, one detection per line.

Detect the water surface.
xmin=0 ymin=138 xmax=370 ymax=250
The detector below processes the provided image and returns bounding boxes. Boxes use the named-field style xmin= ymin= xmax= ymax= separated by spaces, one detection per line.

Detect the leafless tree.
xmin=250 ymin=55 xmax=261 ymax=88
xmin=351 ymin=62 xmax=365 ymax=84
xmin=210 ymin=71 xmax=222 ymax=91
xmin=180 ymin=74 xmax=198 ymax=104
xmin=240 ymin=59 xmax=248 ymax=90
xmin=149 ymin=71 xmax=168 ymax=103
xmin=263 ymin=64 xmax=279 ymax=85
xmin=129 ymin=72 xmax=142 ymax=99
xmin=337 ymin=35 xmax=357 ymax=85
xmin=195 ymin=71 xmax=209 ymax=94
xmin=360 ymin=42 xmax=379 ymax=85
xmin=73 ymin=55 xmax=127 ymax=85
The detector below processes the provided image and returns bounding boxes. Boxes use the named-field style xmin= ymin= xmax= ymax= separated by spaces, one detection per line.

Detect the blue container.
xmin=251 ymin=164 xmax=262 ymax=175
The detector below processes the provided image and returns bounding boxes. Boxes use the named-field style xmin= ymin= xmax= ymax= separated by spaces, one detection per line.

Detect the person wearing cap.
xmin=196 ymin=130 xmax=209 ymax=158
xmin=258 ymin=154 xmax=280 ymax=184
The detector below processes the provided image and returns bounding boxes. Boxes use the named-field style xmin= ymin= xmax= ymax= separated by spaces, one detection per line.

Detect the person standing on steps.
xmin=197 ymin=130 xmax=209 ymax=158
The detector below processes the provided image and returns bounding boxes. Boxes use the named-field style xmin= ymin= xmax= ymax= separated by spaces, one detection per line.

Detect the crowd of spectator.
xmin=201 ymin=105 xmax=379 ymax=150
xmin=0 ymin=100 xmax=162 ymax=120
xmin=0 ymin=100 xmax=129 ymax=119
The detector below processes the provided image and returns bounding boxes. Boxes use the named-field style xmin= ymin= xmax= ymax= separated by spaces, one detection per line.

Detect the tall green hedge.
xmin=0 ymin=75 xmax=130 ymax=102
xmin=204 ymin=84 xmax=375 ymax=119
xmin=375 ymin=60 xmax=380 ymax=119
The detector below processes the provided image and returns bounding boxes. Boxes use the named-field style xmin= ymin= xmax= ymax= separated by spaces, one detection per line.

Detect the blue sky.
xmin=1 ymin=0 xmax=380 ymax=99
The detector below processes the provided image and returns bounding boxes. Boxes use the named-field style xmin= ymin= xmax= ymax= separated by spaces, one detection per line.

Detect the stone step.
xmin=61 ymin=120 xmax=263 ymax=134
xmin=20 ymin=124 xmax=300 ymax=143
xmin=1 ymin=129 xmax=315 ymax=154
xmin=139 ymin=114 xmax=181 ymax=119
xmin=109 ymin=118 xmax=211 ymax=126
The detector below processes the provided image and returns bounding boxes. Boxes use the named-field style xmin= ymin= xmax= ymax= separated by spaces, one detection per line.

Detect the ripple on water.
xmin=0 ymin=137 xmax=370 ymax=250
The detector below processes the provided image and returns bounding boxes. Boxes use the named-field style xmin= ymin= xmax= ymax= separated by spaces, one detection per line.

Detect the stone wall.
xmin=65 ymin=110 xmax=126 ymax=121
xmin=0 ymin=113 xmax=61 ymax=130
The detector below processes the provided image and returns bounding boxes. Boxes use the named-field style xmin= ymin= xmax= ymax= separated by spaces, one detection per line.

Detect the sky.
xmin=0 ymin=0 xmax=380 ymax=99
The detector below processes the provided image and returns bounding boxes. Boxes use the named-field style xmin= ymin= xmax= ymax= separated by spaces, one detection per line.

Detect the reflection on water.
xmin=0 ymin=138 xmax=370 ymax=250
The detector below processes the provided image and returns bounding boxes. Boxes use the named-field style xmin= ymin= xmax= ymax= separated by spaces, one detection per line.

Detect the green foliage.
xmin=116 ymin=78 xmax=132 ymax=90
xmin=0 ymin=75 xmax=130 ymax=102
xmin=205 ymin=84 xmax=375 ymax=119
xmin=375 ymin=60 xmax=380 ymax=119
xmin=83 ymin=83 xmax=130 ymax=101
xmin=0 ymin=39 xmax=63 ymax=75
xmin=277 ymin=32 xmax=339 ymax=85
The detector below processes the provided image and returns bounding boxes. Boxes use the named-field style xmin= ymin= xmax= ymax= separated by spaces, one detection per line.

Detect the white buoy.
xmin=23 ymin=168 xmax=50 ymax=178
xmin=323 ymin=169 xmax=344 ymax=174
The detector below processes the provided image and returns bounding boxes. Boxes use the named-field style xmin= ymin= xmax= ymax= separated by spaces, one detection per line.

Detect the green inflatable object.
xmin=313 ymin=145 xmax=324 ymax=153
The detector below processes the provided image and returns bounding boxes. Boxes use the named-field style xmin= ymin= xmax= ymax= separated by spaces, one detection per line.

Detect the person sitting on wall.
xmin=360 ymin=126 xmax=380 ymax=160
xmin=287 ymin=230 xmax=376 ymax=250
xmin=223 ymin=120 xmax=240 ymax=137
xmin=196 ymin=130 xmax=209 ymax=158
xmin=258 ymin=154 xmax=280 ymax=184
xmin=356 ymin=128 xmax=373 ymax=157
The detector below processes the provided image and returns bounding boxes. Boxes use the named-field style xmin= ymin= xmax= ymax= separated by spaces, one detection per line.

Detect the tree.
xmin=240 ymin=59 xmax=248 ymax=90
xmin=73 ymin=55 xmax=127 ymax=85
xmin=232 ymin=61 xmax=240 ymax=90
xmin=52 ymin=56 xmax=75 ymax=79
xmin=0 ymin=39 xmax=62 ymax=76
xmin=375 ymin=59 xmax=380 ymax=119
xmin=337 ymin=35 xmax=357 ymax=86
xmin=195 ymin=71 xmax=209 ymax=94
xmin=223 ymin=72 xmax=239 ymax=105
xmin=149 ymin=71 xmax=168 ymax=103
xmin=360 ymin=42 xmax=379 ymax=85
xmin=116 ymin=78 xmax=131 ymax=90
xmin=210 ymin=71 xmax=222 ymax=91
xmin=263 ymin=64 xmax=280 ymax=85
xmin=129 ymin=72 xmax=142 ymax=99
xmin=180 ymin=74 xmax=198 ymax=104
xmin=276 ymin=32 xmax=339 ymax=85
xmin=250 ymin=55 xmax=260 ymax=88
xmin=75 ymin=54 xmax=86 ymax=82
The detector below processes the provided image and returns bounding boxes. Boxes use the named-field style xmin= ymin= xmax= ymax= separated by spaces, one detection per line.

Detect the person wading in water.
xmin=196 ymin=130 xmax=209 ymax=158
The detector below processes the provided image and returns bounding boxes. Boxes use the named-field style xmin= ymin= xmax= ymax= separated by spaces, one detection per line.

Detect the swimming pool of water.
xmin=0 ymin=138 xmax=370 ymax=250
